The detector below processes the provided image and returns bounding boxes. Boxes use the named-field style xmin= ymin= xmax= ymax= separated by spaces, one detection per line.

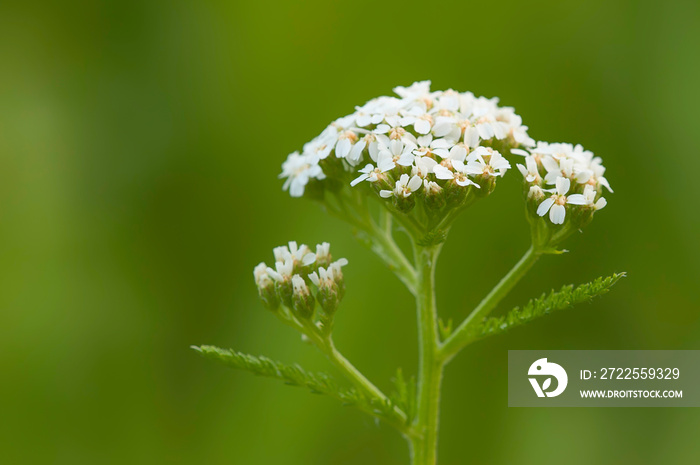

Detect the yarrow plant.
xmin=194 ymin=81 xmax=623 ymax=465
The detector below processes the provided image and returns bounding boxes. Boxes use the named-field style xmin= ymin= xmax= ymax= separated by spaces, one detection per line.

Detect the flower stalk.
xmin=411 ymin=243 xmax=444 ymax=465
xmin=440 ymin=245 xmax=542 ymax=362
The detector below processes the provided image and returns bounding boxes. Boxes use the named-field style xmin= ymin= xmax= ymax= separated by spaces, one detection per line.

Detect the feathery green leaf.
xmin=192 ymin=345 xmax=408 ymax=428
xmin=390 ymin=368 xmax=417 ymax=423
xmin=417 ymin=229 xmax=448 ymax=247
xmin=469 ymin=272 xmax=625 ymax=343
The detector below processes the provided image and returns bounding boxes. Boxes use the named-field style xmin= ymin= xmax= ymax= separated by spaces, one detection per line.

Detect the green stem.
xmin=326 ymin=195 xmax=418 ymax=294
xmin=411 ymin=244 xmax=444 ymax=465
xmin=324 ymin=337 xmax=391 ymax=406
xmin=289 ymin=317 xmax=413 ymax=433
xmin=366 ymin=220 xmax=418 ymax=294
xmin=440 ymin=246 xmax=541 ymax=361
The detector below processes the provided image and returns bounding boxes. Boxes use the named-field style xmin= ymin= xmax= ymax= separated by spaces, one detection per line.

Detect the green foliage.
xmin=390 ymin=368 xmax=417 ymax=423
xmin=469 ymin=273 xmax=625 ymax=343
xmin=192 ymin=345 xmax=408 ymax=427
xmin=417 ymin=229 xmax=448 ymax=247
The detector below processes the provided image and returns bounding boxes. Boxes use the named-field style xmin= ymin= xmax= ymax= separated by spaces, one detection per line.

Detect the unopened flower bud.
xmin=309 ymin=257 xmax=348 ymax=332
xmin=272 ymin=241 xmax=317 ymax=276
xmin=567 ymin=185 xmax=607 ymax=229
xmin=442 ymin=179 xmax=469 ymax=207
xmin=254 ymin=262 xmax=279 ymax=311
xmin=315 ymin=242 xmax=332 ymax=268
xmin=527 ymin=185 xmax=546 ymax=216
xmin=472 ymin=173 xmax=497 ymax=196
xmin=272 ymin=245 xmax=289 ymax=263
xmin=423 ymin=180 xmax=445 ymax=211
xmin=267 ymin=259 xmax=294 ymax=307
xmin=291 ymin=274 xmax=315 ymax=320
xmin=373 ymin=172 xmax=395 ymax=193
xmin=328 ymin=258 xmax=348 ymax=300
xmin=309 ymin=269 xmax=340 ymax=315
xmin=380 ymin=174 xmax=422 ymax=213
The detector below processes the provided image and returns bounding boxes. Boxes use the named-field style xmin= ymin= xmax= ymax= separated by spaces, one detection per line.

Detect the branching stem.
xmin=440 ymin=246 xmax=541 ymax=361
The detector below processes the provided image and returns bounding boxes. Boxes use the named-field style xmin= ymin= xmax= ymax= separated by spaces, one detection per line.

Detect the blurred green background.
xmin=1 ymin=0 xmax=699 ymax=464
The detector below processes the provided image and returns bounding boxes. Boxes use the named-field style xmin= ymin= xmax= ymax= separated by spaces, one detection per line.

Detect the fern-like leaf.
xmin=390 ymin=368 xmax=417 ymax=423
xmin=470 ymin=272 xmax=625 ymax=343
xmin=418 ymin=229 xmax=448 ymax=247
xmin=192 ymin=345 xmax=408 ymax=428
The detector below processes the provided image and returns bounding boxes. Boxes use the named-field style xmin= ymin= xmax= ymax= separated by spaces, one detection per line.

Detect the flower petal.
xmin=537 ymin=197 xmax=555 ymax=217
xmin=549 ymin=204 xmax=566 ymax=224
xmin=556 ymin=176 xmax=570 ymax=195
xmin=433 ymin=165 xmax=453 ymax=180
xmin=407 ymin=175 xmax=422 ymax=191
xmin=415 ymin=119 xmax=431 ymax=134
xmin=566 ymin=194 xmax=587 ymax=205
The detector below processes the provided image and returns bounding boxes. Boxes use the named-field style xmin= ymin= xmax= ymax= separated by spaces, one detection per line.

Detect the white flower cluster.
xmin=254 ymin=241 xmax=348 ymax=317
xmin=513 ymin=142 xmax=612 ymax=225
xmin=281 ymin=81 xmax=534 ymax=200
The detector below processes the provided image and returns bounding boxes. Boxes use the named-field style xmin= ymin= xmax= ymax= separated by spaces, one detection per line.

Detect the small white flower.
xmin=374 ymin=119 xmax=418 ymax=146
xmin=289 ymin=241 xmax=316 ymax=266
xmin=588 ymin=159 xmax=613 ymax=192
xmin=393 ymin=80 xmax=433 ymax=101
xmin=272 ymin=245 xmax=290 ymax=263
xmin=410 ymin=135 xmax=451 ymax=159
xmin=378 ymin=139 xmax=418 ymax=167
xmin=528 ymin=185 xmax=545 ymax=201
xmin=423 ymin=179 xmax=442 ymax=195
xmin=315 ymin=242 xmax=331 ymax=265
xmin=567 ymin=185 xmax=607 ymax=210
xmin=430 ymin=115 xmax=460 ymax=140
xmin=494 ymin=109 xmax=535 ymax=146
xmin=350 ymin=153 xmax=395 ymax=186
xmin=543 ymin=156 xmax=591 ymax=185
xmin=328 ymin=258 xmax=348 ymax=281
xmin=291 ymin=274 xmax=309 ymax=296
xmin=413 ymin=156 xmax=438 ymax=178
xmin=400 ymin=109 xmax=434 ymax=135
xmin=311 ymin=257 xmax=348 ymax=286
xmin=464 ymin=147 xmax=510 ymax=177
xmin=280 ymin=152 xmax=325 ymax=197
xmin=334 ymin=130 xmax=360 ymax=160
xmin=429 ymin=138 xmax=453 ymax=159
xmin=380 ymin=174 xmax=422 ymax=198
xmin=302 ymin=129 xmax=336 ymax=160
xmin=431 ymin=91 xmax=460 ymax=114
xmin=267 ymin=258 xmax=294 ymax=282
xmin=273 ymin=242 xmax=315 ymax=266
xmin=433 ymin=161 xmax=479 ymax=187
xmin=354 ymin=98 xmax=391 ymax=127
xmin=444 ymin=143 xmax=468 ymax=163
xmin=536 ymin=176 xmax=575 ymax=224
xmin=517 ymin=156 xmax=541 ymax=183
xmin=254 ymin=262 xmax=273 ymax=289
xmin=352 ymin=131 xmax=390 ymax=163
xmin=308 ymin=270 xmax=321 ymax=287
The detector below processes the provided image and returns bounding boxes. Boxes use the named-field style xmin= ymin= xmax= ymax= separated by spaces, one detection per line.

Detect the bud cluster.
xmin=513 ymin=142 xmax=611 ymax=228
xmin=280 ymin=81 xmax=533 ymax=213
xmin=253 ymin=241 xmax=348 ymax=328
